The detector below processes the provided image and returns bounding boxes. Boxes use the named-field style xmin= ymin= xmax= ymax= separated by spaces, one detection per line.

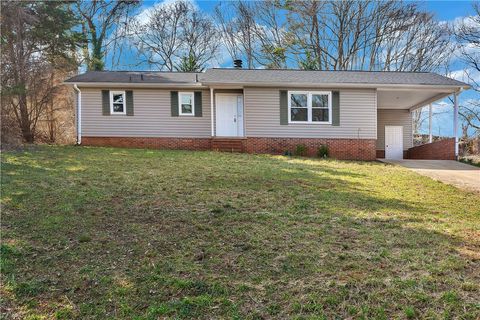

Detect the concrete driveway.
xmin=380 ymin=159 xmax=480 ymax=192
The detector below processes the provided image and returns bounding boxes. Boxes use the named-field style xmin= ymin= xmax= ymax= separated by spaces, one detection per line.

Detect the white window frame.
xmin=288 ymin=91 xmax=332 ymax=124
xmin=110 ymin=90 xmax=126 ymax=115
xmin=179 ymin=92 xmax=195 ymax=116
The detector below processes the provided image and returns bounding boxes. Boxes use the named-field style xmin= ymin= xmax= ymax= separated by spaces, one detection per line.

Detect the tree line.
xmin=1 ymin=0 xmax=479 ymax=144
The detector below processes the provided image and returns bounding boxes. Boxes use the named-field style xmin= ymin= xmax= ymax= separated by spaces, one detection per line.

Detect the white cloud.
xmin=438 ymin=14 xmax=479 ymax=63
xmin=448 ymin=67 xmax=480 ymax=85
xmin=432 ymin=100 xmax=450 ymax=108
xmin=136 ymin=0 xmax=199 ymax=25
xmin=442 ymin=14 xmax=480 ymax=30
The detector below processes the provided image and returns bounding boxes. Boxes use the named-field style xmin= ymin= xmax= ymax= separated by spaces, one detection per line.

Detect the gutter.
xmin=64 ymin=82 xmax=207 ymax=89
xmin=73 ymin=84 xmax=82 ymax=145
xmin=200 ymin=81 xmax=470 ymax=91
xmin=64 ymin=81 xmax=469 ymax=92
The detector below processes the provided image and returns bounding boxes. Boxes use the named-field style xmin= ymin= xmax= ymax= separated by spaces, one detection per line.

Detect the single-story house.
xmin=65 ymin=68 xmax=469 ymax=160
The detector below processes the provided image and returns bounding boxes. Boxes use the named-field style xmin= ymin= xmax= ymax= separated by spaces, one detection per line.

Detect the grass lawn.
xmin=1 ymin=146 xmax=479 ymax=319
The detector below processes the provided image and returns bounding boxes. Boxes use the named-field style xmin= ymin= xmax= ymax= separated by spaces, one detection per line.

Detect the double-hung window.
xmin=179 ymin=92 xmax=195 ymax=116
xmin=288 ymin=91 xmax=332 ymax=124
xmin=110 ymin=91 xmax=126 ymax=115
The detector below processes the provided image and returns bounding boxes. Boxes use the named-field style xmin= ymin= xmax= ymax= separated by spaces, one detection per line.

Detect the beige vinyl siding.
xmin=243 ymin=87 xmax=377 ymax=139
xmin=377 ymin=109 xmax=412 ymax=150
xmin=81 ymin=88 xmax=211 ymax=138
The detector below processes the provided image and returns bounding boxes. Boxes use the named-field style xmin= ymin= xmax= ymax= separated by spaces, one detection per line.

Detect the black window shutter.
xmin=171 ymin=91 xmax=179 ymax=117
xmin=102 ymin=90 xmax=110 ymax=116
xmin=280 ymin=90 xmax=288 ymax=125
xmin=332 ymin=91 xmax=340 ymax=126
xmin=126 ymin=90 xmax=134 ymax=116
xmin=194 ymin=91 xmax=202 ymax=117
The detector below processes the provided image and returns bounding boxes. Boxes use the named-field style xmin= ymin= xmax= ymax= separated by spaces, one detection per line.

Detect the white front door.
xmin=385 ymin=126 xmax=403 ymax=159
xmin=216 ymin=94 xmax=243 ymax=137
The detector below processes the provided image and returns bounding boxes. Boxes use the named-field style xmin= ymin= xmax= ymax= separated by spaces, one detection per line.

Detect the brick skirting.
xmin=244 ymin=137 xmax=376 ymax=160
xmin=406 ymin=138 xmax=455 ymax=160
xmin=82 ymin=137 xmax=212 ymax=150
xmin=376 ymin=150 xmax=385 ymax=159
xmin=376 ymin=150 xmax=408 ymax=159
xmin=82 ymin=136 xmax=377 ymax=160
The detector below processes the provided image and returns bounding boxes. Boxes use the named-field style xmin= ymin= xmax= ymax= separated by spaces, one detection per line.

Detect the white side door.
xmin=216 ymin=94 xmax=239 ymax=137
xmin=385 ymin=126 xmax=404 ymax=159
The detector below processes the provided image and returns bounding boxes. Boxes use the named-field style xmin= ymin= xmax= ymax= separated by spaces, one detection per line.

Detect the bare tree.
xmin=251 ymin=1 xmax=289 ymax=69
xmin=454 ymin=2 xmax=480 ymax=137
xmin=214 ymin=1 xmax=258 ymax=68
xmin=131 ymin=0 xmax=219 ymax=71
xmin=74 ymin=0 xmax=140 ymax=71
xmin=130 ymin=1 xmax=186 ymax=71
xmin=285 ymin=1 xmax=451 ymax=71
xmin=379 ymin=7 xmax=451 ymax=72
xmin=177 ymin=7 xmax=220 ymax=71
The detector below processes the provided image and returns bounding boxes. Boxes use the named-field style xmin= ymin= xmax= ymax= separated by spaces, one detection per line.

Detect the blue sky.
xmin=117 ymin=0 xmax=479 ymax=137
xmin=424 ymin=0 xmax=474 ymax=20
xmin=419 ymin=1 xmax=478 ymax=137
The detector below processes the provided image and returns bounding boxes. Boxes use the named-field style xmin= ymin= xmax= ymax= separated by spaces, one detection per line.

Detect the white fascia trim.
xmin=64 ymin=82 xmax=207 ymax=89
xmin=408 ymin=92 xmax=455 ymax=111
xmin=202 ymin=81 xmax=469 ymax=91
xmin=64 ymin=81 xmax=469 ymax=92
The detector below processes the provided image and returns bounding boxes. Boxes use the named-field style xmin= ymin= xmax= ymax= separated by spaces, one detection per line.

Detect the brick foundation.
xmin=244 ymin=137 xmax=376 ymax=160
xmin=376 ymin=150 xmax=385 ymax=159
xmin=82 ymin=136 xmax=377 ymax=160
xmin=82 ymin=137 xmax=212 ymax=150
xmin=376 ymin=150 xmax=408 ymax=159
xmin=406 ymin=138 xmax=455 ymax=160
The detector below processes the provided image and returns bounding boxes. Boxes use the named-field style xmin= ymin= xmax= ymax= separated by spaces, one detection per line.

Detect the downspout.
xmin=428 ymin=104 xmax=433 ymax=143
xmin=453 ymin=88 xmax=463 ymax=160
xmin=210 ymin=87 xmax=214 ymax=137
xmin=73 ymin=84 xmax=82 ymax=145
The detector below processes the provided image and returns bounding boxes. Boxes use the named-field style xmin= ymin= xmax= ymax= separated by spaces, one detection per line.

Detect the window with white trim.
xmin=179 ymin=92 xmax=195 ymax=116
xmin=288 ymin=91 xmax=332 ymax=124
xmin=110 ymin=91 xmax=126 ymax=114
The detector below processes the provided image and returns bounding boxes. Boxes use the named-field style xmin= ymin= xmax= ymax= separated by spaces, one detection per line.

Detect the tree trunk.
xmin=18 ymin=94 xmax=34 ymax=143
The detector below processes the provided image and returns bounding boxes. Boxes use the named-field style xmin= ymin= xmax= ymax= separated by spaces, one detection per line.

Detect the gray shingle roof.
xmin=200 ymin=69 xmax=468 ymax=87
xmin=65 ymin=69 xmax=468 ymax=88
xmin=65 ymin=71 xmax=200 ymax=84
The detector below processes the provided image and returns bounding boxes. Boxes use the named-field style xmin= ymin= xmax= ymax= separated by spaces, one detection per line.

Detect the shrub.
xmin=294 ymin=144 xmax=308 ymax=156
xmin=317 ymin=144 xmax=329 ymax=158
xmin=283 ymin=150 xmax=292 ymax=156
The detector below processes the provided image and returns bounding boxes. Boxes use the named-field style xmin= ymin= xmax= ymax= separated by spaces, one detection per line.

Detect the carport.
xmin=376 ymin=77 xmax=470 ymax=160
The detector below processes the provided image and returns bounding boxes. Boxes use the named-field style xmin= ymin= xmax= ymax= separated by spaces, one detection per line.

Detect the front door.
xmin=385 ymin=126 xmax=403 ymax=159
xmin=216 ymin=94 xmax=243 ymax=137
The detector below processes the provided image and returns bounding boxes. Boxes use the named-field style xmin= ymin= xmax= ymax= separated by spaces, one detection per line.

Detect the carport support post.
xmin=428 ymin=104 xmax=432 ymax=143
xmin=453 ymin=92 xmax=459 ymax=159
xmin=210 ymin=87 xmax=214 ymax=137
